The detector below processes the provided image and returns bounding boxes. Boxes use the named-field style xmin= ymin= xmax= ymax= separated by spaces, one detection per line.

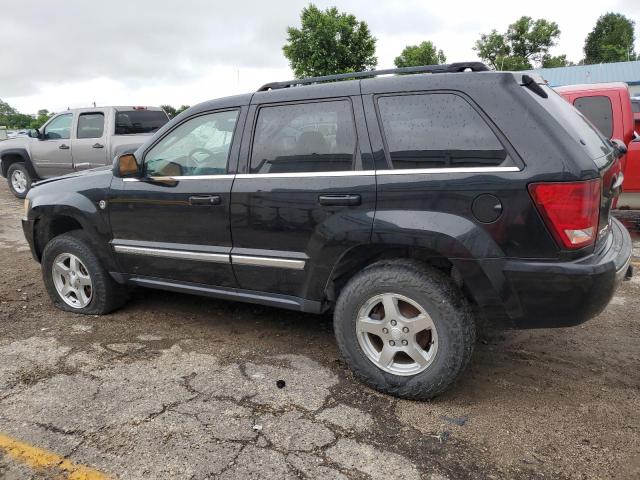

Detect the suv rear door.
xmin=73 ymin=110 xmax=109 ymax=170
xmin=229 ymin=83 xmax=375 ymax=304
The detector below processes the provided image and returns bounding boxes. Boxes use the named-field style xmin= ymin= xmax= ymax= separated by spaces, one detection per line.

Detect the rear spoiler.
xmin=515 ymin=73 xmax=548 ymax=99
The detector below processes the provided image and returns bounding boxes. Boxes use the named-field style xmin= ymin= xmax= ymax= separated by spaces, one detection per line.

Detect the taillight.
xmin=528 ymin=179 xmax=601 ymax=249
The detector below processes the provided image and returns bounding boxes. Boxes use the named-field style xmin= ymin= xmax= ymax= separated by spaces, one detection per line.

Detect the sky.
xmin=1 ymin=0 xmax=639 ymax=114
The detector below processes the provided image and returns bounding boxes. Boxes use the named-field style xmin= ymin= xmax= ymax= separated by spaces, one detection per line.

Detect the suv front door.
xmin=30 ymin=113 xmax=74 ymax=178
xmin=73 ymin=110 xmax=108 ymax=170
xmin=230 ymin=86 xmax=375 ymax=305
xmin=108 ymin=107 xmax=245 ymax=287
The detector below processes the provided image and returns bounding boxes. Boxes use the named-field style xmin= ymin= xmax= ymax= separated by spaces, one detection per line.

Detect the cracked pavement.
xmin=0 ymin=181 xmax=639 ymax=479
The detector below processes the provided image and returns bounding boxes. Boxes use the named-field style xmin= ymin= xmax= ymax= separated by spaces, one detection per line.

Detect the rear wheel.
xmin=42 ymin=231 xmax=127 ymax=314
xmin=7 ymin=163 xmax=31 ymax=198
xmin=333 ymin=260 xmax=475 ymax=400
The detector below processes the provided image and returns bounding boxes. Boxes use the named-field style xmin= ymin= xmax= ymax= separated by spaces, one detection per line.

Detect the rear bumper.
xmin=502 ymin=217 xmax=632 ymax=328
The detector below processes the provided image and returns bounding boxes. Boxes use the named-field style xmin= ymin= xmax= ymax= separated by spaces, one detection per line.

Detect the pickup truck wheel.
xmin=333 ymin=260 xmax=475 ymax=400
xmin=42 ymin=231 xmax=127 ymax=315
xmin=7 ymin=163 xmax=31 ymax=199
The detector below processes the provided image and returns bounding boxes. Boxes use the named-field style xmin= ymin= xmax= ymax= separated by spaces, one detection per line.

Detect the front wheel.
xmin=42 ymin=231 xmax=127 ymax=315
xmin=333 ymin=260 xmax=475 ymax=400
xmin=7 ymin=163 xmax=31 ymax=198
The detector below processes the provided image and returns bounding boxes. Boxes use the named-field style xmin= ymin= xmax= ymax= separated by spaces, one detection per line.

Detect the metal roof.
xmin=522 ymin=60 xmax=640 ymax=87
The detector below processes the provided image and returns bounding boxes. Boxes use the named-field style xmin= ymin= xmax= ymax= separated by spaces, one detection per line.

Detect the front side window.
xmin=377 ymin=93 xmax=508 ymax=169
xmin=250 ymin=100 xmax=356 ymax=174
xmin=573 ymin=96 xmax=614 ymax=139
xmin=77 ymin=112 xmax=105 ymax=139
xmin=44 ymin=114 xmax=73 ymax=140
xmin=145 ymin=110 xmax=238 ymax=177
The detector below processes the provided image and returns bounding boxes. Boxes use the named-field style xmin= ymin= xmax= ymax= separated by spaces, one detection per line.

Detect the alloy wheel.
xmin=356 ymin=293 xmax=438 ymax=376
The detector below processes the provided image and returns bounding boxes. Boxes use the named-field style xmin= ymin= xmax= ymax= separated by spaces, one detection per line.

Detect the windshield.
xmin=115 ymin=110 xmax=169 ymax=135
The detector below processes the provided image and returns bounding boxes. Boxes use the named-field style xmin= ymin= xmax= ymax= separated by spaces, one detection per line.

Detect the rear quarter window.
xmin=533 ymin=86 xmax=612 ymax=166
xmin=376 ymin=93 xmax=509 ymax=170
xmin=573 ymin=96 xmax=614 ymax=139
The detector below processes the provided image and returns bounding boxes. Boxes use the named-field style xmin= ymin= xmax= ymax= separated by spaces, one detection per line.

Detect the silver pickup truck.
xmin=0 ymin=106 xmax=169 ymax=198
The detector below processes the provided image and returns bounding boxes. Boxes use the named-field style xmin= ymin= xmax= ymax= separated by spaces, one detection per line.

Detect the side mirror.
xmin=27 ymin=129 xmax=40 ymax=139
xmin=611 ymin=138 xmax=627 ymax=156
xmin=114 ymin=153 xmax=140 ymax=178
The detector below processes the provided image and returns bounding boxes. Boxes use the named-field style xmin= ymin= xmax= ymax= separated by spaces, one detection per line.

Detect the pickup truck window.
xmin=573 ymin=96 xmax=613 ymax=139
xmin=115 ymin=110 xmax=169 ymax=135
xmin=250 ymin=100 xmax=356 ymax=174
xmin=144 ymin=110 xmax=238 ymax=177
xmin=377 ymin=93 xmax=507 ymax=170
xmin=77 ymin=113 xmax=105 ymax=139
xmin=44 ymin=114 xmax=73 ymax=140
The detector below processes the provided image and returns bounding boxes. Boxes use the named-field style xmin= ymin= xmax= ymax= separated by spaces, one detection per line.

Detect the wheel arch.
xmin=31 ymin=201 xmax=117 ymax=273
xmin=321 ymin=211 xmax=514 ymax=320
xmin=1 ymin=148 xmax=36 ymax=179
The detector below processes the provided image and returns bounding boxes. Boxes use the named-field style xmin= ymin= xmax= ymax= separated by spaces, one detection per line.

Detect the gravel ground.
xmin=0 ymin=180 xmax=638 ymax=480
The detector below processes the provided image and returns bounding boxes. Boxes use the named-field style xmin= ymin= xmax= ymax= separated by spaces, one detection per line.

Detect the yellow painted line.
xmin=0 ymin=432 xmax=110 ymax=480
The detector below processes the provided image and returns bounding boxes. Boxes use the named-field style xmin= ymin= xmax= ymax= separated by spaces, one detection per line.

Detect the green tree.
xmin=283 ymin=4 xmax=377 ymax=78
xmin=161 ymin=104 xmax=190 ymax=118
xmin=475 ymin=16 xmax=563 ymax=70
xmin=0 ymin=99 xmax=35 ymax=129
xmin=541 ymin=54 xmax=572 ymax=68
xmin=29 ymin=109 xmax=53 ymax=129
xmin=394 ymin=41 xmax=446 ymax=68
xmin=584 ymin=13 xmax=636 ymax=64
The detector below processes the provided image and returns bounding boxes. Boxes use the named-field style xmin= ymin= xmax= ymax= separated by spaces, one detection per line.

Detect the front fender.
xmin=27 ymin=190 xmax=117 ymax=272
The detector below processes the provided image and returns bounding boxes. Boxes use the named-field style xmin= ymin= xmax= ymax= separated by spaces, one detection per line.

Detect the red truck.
xmin=557 ymin=83 xmax=640 ymax=209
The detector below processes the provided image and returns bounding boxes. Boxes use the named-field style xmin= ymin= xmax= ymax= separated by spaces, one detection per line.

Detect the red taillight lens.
xmin=528 ymin=179 xmax=601 ymax=249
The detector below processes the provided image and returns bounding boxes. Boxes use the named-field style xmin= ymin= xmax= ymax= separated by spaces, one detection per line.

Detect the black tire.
xmin=41 ymin=231 xmax=127 ymax=315
xmin=333 ymin=259 xmax=475 ymax=400
xmin=7 ymin=163 xmax=31 ymax=199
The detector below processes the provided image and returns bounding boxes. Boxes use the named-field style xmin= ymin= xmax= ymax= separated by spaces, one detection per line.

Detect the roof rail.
xmin=257 ymin=62 xmax=489 ymax=91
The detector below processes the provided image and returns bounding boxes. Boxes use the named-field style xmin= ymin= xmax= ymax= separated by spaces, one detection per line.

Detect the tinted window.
xmin=145 ymin=110 xmax=238 ymax=177
xmin=631 ymin=99 xmax=640 ymax=114
xmin=522 ymin=86 xmax=612 ymax=164
xmin=44 ymin=114 xmax=72 ymax=140
xmin=573 ymin=96 xmax=613 ymax=139
xmin=115 ymin=110 xmax=169 ymax=135
xmin=377 ymin=94 xmax=507 ymax=169
xmin=251 ymin=100 xmax=356 ymax=174
xmin=77 ymin=112 xmax=105 ymax=139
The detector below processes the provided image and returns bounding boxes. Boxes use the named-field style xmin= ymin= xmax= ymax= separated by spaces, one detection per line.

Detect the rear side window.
xmin=115 ymin=110 xmax=169 ymax=135
xmin=377 ymin=93 xmax=507 ymax=170
xmin=573 ymin=96 xmax=613 ymax=139
xmin=250 ymin=100 xmax=356 ymax=174
xmin=77 ymin=112 xmax=105 ymax=139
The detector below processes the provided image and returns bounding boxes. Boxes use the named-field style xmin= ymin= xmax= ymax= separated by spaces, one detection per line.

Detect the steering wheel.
xmin=187 ymin=147 xmax=215 ymax=168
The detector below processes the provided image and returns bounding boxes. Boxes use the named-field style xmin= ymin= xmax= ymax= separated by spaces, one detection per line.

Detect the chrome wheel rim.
xmin=356 ymin=293 xmax=438 ymax=376
xmin=11 ymin=170 xmax=27 ymax=194
xmin=51 ymin=253 xmax=93 ymax=309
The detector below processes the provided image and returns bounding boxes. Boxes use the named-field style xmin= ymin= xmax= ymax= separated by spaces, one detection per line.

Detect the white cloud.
xmin=1 ymin=0 xmax=638 ymax=114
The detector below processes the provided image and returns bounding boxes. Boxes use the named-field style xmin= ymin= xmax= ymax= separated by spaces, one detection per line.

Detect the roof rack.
xmin=257 ymin=62 xmax=489 ymax=91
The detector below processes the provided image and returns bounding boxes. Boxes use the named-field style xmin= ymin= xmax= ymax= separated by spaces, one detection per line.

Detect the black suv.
xmin=22 ymin=63 xmax=633 ymax=399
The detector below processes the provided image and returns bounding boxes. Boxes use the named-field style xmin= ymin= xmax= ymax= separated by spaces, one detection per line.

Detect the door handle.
xmin=92 ymin=143 xmax=104 ymax=149
xmin=59 ymin=144 xmax=70 ymax=150
xmin=318 ymin=194 xmax=361 ymax=206
xmin=189 ymin=195 xmax=221 ymax=206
